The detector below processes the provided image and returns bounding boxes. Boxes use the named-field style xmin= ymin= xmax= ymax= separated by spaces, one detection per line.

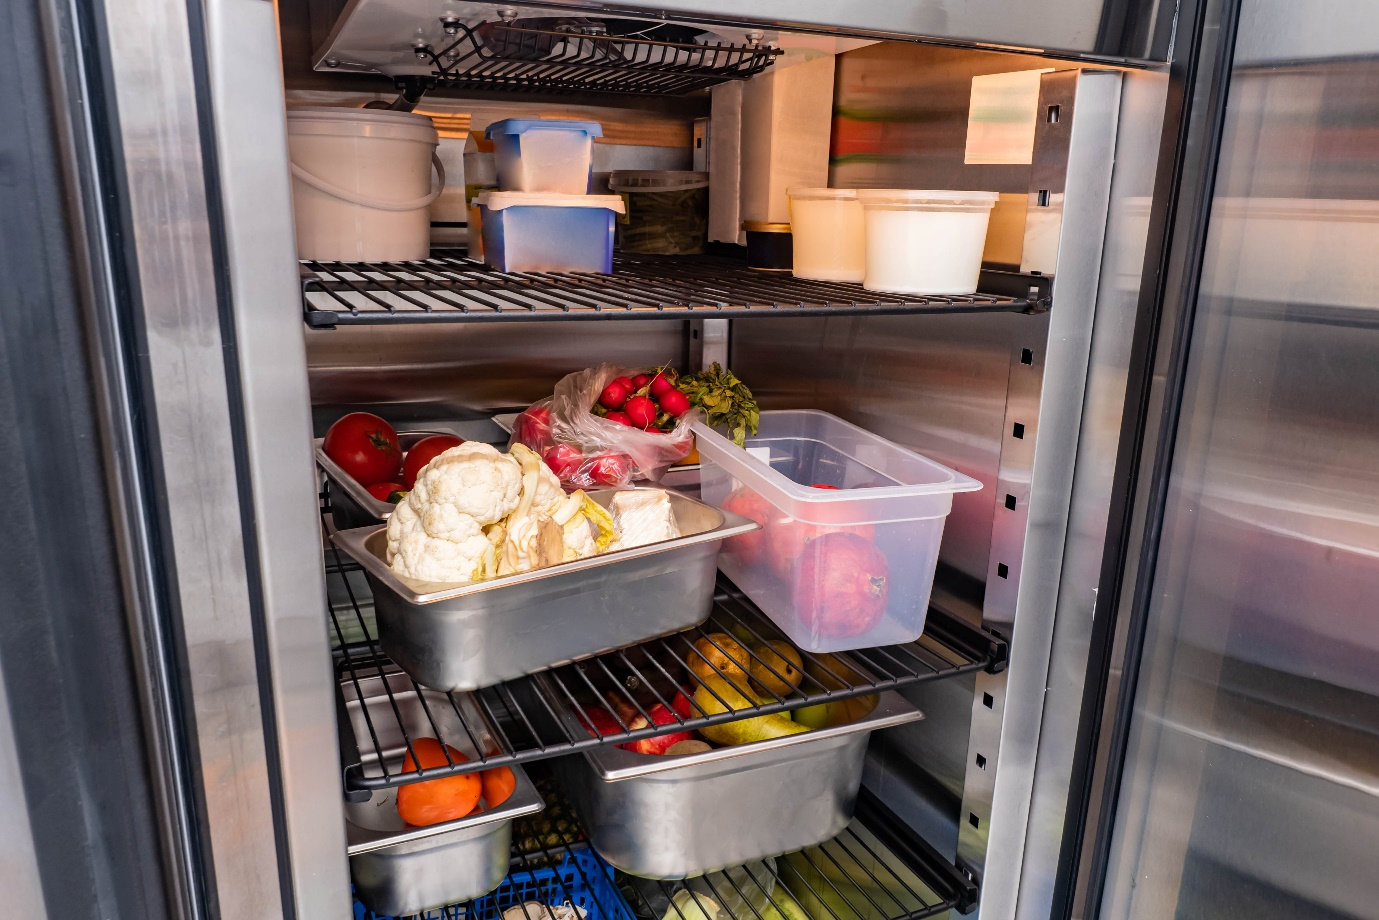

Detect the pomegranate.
xmin=767 ymin=518 xmax=876 ymax=579
xmin=721 ymin=487 xmax=773 ymax=566
xmin=791 ymin=532 xmax=889 ymax=640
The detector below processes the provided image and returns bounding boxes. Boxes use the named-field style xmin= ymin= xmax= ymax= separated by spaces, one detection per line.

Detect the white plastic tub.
xmin=484 ymin=118 xmax=602 ymax=195
xmin=287 ymin=107 xmax=442 ymax=262
xmin=787 ymin=188 xmax=865 ymax=282
xmin=855 ymin=190 xmax=999 ymax=295
xmin=693 ymin=411 xmax=981 ymax=653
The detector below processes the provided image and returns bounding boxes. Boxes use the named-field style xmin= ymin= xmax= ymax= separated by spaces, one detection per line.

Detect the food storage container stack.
xmin=609 ymin=170 xmax=710 ymax=254
xmin=787 ymin=188 xmax=865 ymax=282
xmin=478 ymin=119 xmax=626 ymax=273
xmin=693 ymin=410 xmax=981 ymax=653
xmin=855 ymin=189 xmax=999 ymax=294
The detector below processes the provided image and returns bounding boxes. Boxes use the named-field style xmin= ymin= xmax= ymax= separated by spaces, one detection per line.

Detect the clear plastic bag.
xmin=510 ymin=364 xmax=699 ymax=489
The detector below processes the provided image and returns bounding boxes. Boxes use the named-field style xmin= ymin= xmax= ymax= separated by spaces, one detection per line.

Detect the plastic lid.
xmin=475 ymin=191 xmax=625 ymax=214
xmin=484 ymin=118 xmax=604 ymax=139
xmin=787 ymin=187 xmax=858 ymax=201
xmin=855 ymin=189 xmax=1000 ymax=208
xmin=742 ymin=221 xmax=791 ymax=232
xmin=608 ymin=170 xmax=709 ymax=192
xmin=285 ymin=106 xmax=438 ymax=144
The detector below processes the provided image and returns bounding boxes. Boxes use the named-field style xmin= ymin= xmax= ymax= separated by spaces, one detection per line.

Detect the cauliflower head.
xmin=409 ymin=442 xmax=522 ymax=527
xmin=386 ymin=498 xmax=491 ymax=583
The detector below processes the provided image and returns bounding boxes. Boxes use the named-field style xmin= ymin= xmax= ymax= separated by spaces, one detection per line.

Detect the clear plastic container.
xmin=476 ymin=192 xmax=624 ymax=274
xmin=484 ymin=118 xmax=603 ymax=194
xmin=855 ymin=189 xmax=999 ymax=295
xmin=462 ymin=134 xmax=498 ymax=259
xmin=693 ymin=410 xmax=981 ymax=652
xmin=609 ymin=170 xmax=710 ymax=254
xmin=787 ymin=188 xmax=865 ymax=282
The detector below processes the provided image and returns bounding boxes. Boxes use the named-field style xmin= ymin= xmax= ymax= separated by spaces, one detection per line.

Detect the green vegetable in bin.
xmin=615 ymin=182 xmax=709 ymax=255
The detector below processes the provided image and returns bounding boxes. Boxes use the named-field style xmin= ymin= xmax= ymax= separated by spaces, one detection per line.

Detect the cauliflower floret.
xmin=409 ymin=442 xmax=522 ymax=526
xmin=530 ymin=458 xmax=566 ymax=516
xmin=386 ymin=499 xmax=490 ymax=583
xmin=499 ymin=512 xmax=565 ymax=576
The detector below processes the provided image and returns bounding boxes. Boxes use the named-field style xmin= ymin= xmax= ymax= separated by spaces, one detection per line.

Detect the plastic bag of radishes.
xmin=510 ymin=364 xmax=701 ymax=489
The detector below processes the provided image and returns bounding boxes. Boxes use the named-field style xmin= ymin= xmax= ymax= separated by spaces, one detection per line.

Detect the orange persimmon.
xmin=396 ymin=738 xmax=482 ymax=827
xmin=480 ymin=765 xmax=517 ymax=808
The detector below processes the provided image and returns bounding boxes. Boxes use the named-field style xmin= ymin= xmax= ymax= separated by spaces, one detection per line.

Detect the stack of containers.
xmin=474 ymin=119 xmax=625 ymax=273
xmin=787 ymin=187 xmax=1000 ymax=294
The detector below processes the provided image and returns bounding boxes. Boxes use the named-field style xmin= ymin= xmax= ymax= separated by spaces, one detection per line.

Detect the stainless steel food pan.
xmin=316 ymin=428 xmax=457 ymax=530
xmin=552 ymin=690 xmax=923 ymax=879
xmin=342 ymin=670 xmax=544 ymax=917
xmin=332 ymin=489 xmax=756 ymax=691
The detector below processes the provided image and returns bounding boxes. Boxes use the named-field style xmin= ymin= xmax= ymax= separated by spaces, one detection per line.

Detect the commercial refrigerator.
xmin=1 ymin=0 xmax=1375 ymax=918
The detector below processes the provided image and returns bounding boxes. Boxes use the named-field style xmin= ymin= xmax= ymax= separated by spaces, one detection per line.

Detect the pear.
xmin=694 ymin=674 xmax=810 ymax=745
xmin=796 ymin=653 xmax=878 ymax=728
xmin=688 ymin=633 xmax=752 ymax=686
xmin=749 ymin=640 xmax=803 ymax=698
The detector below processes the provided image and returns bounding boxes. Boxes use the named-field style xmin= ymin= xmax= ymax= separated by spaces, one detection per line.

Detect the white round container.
xmin=787 ymin=188 xmax=865 ymax=282
xmin=287 ymin=107 xmax=443 ymax=262
xmin=856 ymin=190 xmax=999 ymax=295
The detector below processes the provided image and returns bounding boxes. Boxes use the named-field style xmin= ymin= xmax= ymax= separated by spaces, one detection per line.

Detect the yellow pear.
xmin=693 ymin=674 xmax=810 ymax=745
xmin=791 ymin=694 xmax=878 ymax=730
xmin=688 ymin=633 xmax=752 ymax=685
xmin=749 ymin=640 xmax=803 ymax=698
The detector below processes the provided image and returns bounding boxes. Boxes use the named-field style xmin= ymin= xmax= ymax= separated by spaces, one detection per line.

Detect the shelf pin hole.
xmin=983 ymin=692 xmax=995 ymax=709
xmin=1047 ymin=104 xmax=1060 ymax=123
xmin=1037 ymin=189 xmax=1051 ymax=207
xmin=997 ymin=563 xmax=1009 ymax=579
xmin=969 ymin=813 xmax=980 ymax=829
xmin=1012 ymin=422 xmax=1025 ymax=439
xmin=1021 ymin=348 xmax=1033 ymax=365
xmin=976 ymin=754 xmax=987 ymax=770
xmin=1004 ymin=494 xmax=1017 ymax=510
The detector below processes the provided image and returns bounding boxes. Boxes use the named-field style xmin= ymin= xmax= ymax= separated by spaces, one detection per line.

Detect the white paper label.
xmin=746 ymin=446 xmax=771 ymax=464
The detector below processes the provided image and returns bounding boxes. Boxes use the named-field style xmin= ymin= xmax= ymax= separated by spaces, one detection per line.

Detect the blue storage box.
xmin=484 ymin=119 xmax=603 ymax=195
xmin=477 ymin=192 xmax=624 ymax=274
xmin=354 ymin=848 xmax=637 ymax=920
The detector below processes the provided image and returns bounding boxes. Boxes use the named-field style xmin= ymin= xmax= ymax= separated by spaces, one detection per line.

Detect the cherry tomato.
xmin=631 ymin=373 xmax=652 ymax=390
xmin=366 ymin=482 xmax=406 ymax=502
xmin=542 ymin=443 xmax=584 ymax=479
xmin=648 ymin=373 xmax=676 ymax=398
xmin=323 ymin=413 xmax=402 ymax=486
xmin=657 ymin=388 xmax=691 ymax=417
xmin=599 ymin=381 xmax=631 ymax=410
xmin=589 ymin=453 xmax=632 ymax=486
xmin=624 ymin=395 xmax=657 ymax=428
xmin=396 ymin=738 xmax=482 ymax=827
xmin=605 ymin=411 xmax=633 ymax=426
xmin=402 ymin=435 xmax=464 ymax=489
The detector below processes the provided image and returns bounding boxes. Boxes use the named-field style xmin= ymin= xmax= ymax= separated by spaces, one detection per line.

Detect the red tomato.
xmin=657 ymin=389 xmax=691 ymax=417
xmin=323 ymin=413 xmax=402 ymax=486
xmin=648 ymin=373 xmax=676 ymax=398
xmin=589 ymin=454 xmax=632 ymax=486
xmin=599 ymin=381 xmax=631 ymax=410
xmin=624 ymin=395 xmax=657 ymax=428
xmin=515 ymin=406 xmax=551 ymax=446
xmin=366 ymin=482 xmax=405 ymax=502
xmin=396 ymin=738 xmax=482 ymax=827
xmin=542 ymin=443 xmax=584 ymax=479
xmin=402 ymin=435 xmax=464 ymax=489
xmin=605 ymin=411 xmax=633 ymax=426
xmin=631 ymin=374 xmax=652 ymax=390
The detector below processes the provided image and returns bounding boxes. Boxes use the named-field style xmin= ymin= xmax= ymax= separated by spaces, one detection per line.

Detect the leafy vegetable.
xmin=676 ymin=363 xmax=760 ymax=447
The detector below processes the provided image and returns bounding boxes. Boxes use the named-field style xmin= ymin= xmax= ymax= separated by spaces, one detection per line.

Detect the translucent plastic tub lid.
xmin=787 ymin=187 xmax=859 ymax=201
xmin=475 ymin=191 xmax=625 ymax=213
xmin=609 ymin=170 xmax=710 ymax=192
xmin=855 ymin=189 xmax=999 ymax=207
xmin=484 ymin=118 xmax=604 ymax=138
xmin=692 ymin=410 xmax=981 ymax=517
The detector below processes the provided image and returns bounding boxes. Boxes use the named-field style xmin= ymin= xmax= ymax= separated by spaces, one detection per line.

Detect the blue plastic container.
xmin=477 ymin=192 xmax=624 ymax=274
xmin=484 ymin=119 xmax=603 ymax=195
xmin=354 ymin=848 xmax=637 ymax=920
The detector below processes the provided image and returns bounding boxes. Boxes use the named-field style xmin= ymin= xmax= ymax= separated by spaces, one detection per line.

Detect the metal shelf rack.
xmin=302 ymin=251 xmax=1047 ymax=328
xmin=323 ymin=503 xmax=1006 ymax=795
xmin=355 ymin=772 xmax=978 ymax=920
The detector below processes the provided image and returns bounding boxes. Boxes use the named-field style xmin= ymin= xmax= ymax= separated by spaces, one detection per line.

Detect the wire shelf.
xmin=301 ymin=251 xmax=1046 ymax=328
xmin=322 ymin=495 xmax=1006 ymax=795
xmin=353 ymin=771 xmax=977 ymax=920
xmin=414 ymin=22 xmax=780 ymax=97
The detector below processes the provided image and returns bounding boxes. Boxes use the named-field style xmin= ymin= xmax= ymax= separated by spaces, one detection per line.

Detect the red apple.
xmin=620 ymin=703 xmax=693 ymax=755
xmin=577 ymin=706 xmax=623 ymax=738
xmin=721 ymin=487 xmax=773 ymax=566
xmin=792 ymin=532 xmax=889 ymax=640
xmin=670 ymin=688 xmax=695 ymax=719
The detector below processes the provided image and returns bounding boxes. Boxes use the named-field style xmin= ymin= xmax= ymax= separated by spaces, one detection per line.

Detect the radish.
xmin=624 ymin=395 xmax=657 ymax=428
xmin=648 ymin=373 xmax=676 ymax=398
xmin=599 ymin=380 xmax=631 ymax=410
xmin=657 ymin=388 xmax=691 ymax=417
xmin=605 ymin=411 xmax=632 ymax=426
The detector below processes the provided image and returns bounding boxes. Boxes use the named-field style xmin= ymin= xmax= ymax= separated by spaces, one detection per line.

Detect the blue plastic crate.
xmin=354 ymin=848 xmax=637 ymax=920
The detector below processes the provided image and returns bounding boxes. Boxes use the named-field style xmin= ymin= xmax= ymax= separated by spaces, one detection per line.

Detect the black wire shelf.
xmin=302 ymin=251 xmax=1047 ymax=328
xmin=355 ymin=769 xmax=978 ymax=920
xmin=412 ymin=22 xmax=780 ymax=98
xmin=322 ymin=498 xmax=1006 ymax=796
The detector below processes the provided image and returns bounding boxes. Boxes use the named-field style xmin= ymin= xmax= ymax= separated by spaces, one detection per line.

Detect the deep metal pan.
xmin=315 ymin=428 xmax=458 ymax=530
xmin=332 ymin=489 xmax=757 ymax=691
xmin=342 ymin=670 xmax=544 ymax=916
xmin=551 ymin=689 xmax=923 ymax=879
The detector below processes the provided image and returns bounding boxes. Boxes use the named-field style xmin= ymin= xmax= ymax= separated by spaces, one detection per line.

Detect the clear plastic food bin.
xmin=855 ymin=189 xmax=998 ymax=295
xmin=484 ymin=118 xmax=602 ymax=195
xmin=693 ymin=411 xmax=981 ymax=652
xmin=475 ymin=192 xmax=624 ymax=274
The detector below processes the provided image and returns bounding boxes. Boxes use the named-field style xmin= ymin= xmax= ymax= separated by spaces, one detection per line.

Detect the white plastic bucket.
xmin=287 ymin=107 xmax=443 ymax=262
xmin=855 ymin=190 xmax=999 ymax=295
xmin=787 ymin=188 xmax=865 ymax=282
